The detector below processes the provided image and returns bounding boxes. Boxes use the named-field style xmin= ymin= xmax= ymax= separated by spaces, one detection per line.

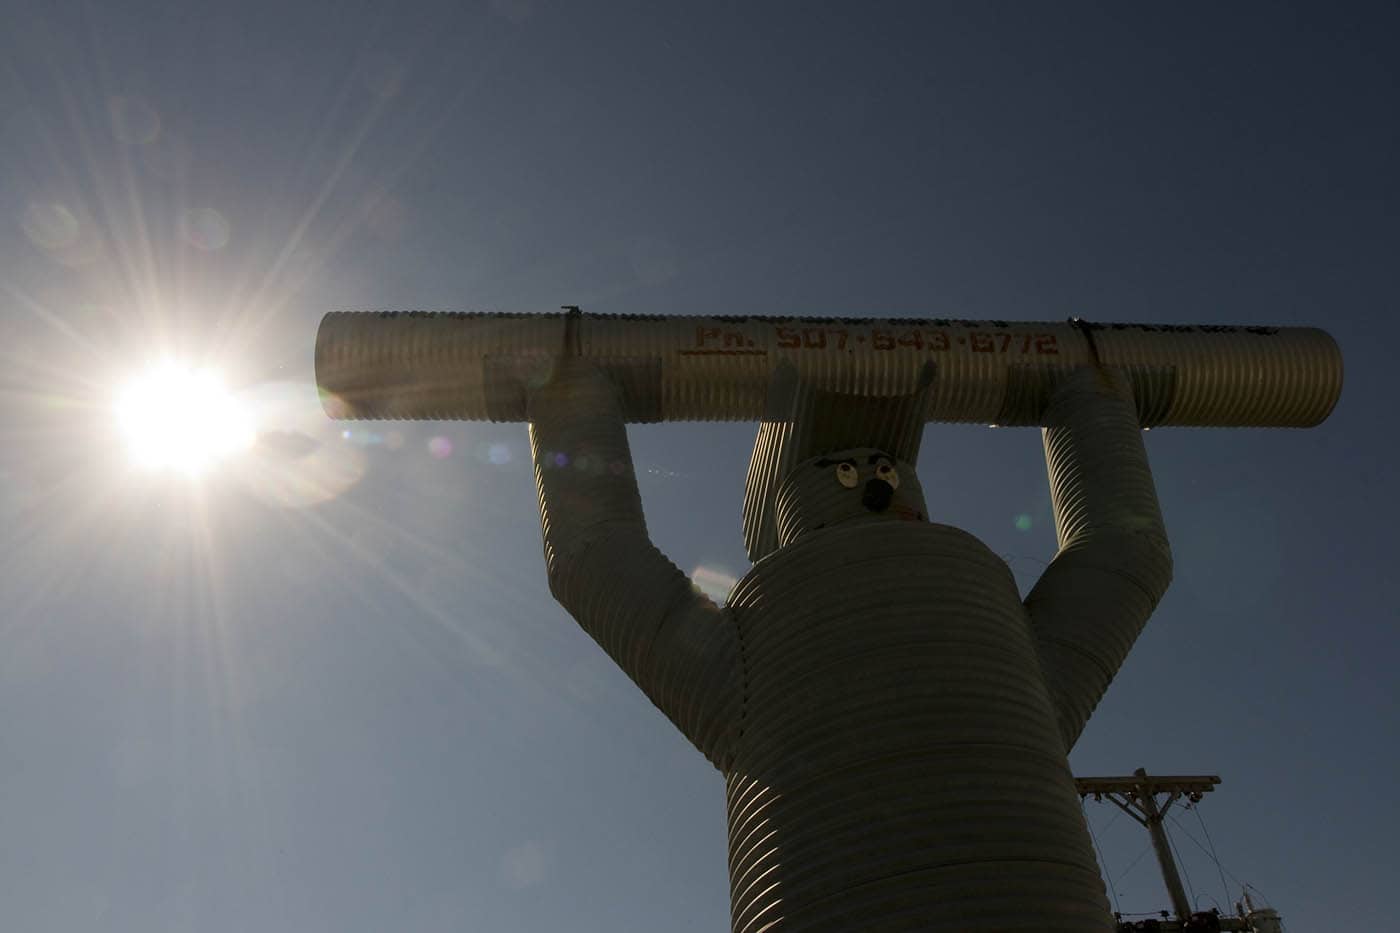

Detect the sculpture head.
xmin=774 ymin=447 xmax=928 ymax=548
xmin=742 ymin=362 xmax=937 ymax=561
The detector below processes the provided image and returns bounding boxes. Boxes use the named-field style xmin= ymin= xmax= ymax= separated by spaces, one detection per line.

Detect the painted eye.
xmin=874 ymin=459 xmax=900 ymax=489
xmin=835 ymin=462 xmax=859 ymax=488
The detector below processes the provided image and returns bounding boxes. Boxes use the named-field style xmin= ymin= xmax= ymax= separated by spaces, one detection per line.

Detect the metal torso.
xmin=724 ymin=520 xmax=1110 ymax=932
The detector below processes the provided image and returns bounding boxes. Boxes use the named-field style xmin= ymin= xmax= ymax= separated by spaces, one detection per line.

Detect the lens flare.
xmin=692 ymin=564 xmax=740 ymax=604
xmin=234 ymin=381 xmax=367 ymax=508
xmin=180 ymin=207 xmax=230 ymax=251
xmin=115 ymin=364 xmax=254 ymax=472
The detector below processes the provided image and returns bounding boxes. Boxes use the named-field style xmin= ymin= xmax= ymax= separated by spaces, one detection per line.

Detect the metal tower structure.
xmin=316 ymin=310 xmax=1341 ymax=932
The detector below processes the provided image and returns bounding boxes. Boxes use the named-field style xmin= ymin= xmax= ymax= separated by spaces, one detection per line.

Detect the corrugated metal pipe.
xmin=315 ymin=310 xmax=1342 ymax=427
xmin=527 ymin=358 xmax=740 ymax=768
xmin=1024 ymin=369 xmax=1174 ymax=750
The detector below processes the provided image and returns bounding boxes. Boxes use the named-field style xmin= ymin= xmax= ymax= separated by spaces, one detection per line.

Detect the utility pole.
xmin=1076 ymin=769 xmax=1221 ymax=922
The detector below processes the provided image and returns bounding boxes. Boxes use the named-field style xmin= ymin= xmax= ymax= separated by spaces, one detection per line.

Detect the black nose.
xmin=862 ymin=478 xmax=894 ymax=512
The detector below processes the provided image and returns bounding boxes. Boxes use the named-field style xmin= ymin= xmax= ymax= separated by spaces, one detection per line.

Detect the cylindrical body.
xmin=315 ymin=311 xmax=1341 ymax=427
xmin=725 ymin=520 xmax=1110 ymax=932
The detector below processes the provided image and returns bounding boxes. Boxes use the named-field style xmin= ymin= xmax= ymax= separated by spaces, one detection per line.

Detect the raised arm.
xmin=528 ymin=359 xmax=739 ymax=769
xmin=1024 ymin=368 xmax=1173 ymax=751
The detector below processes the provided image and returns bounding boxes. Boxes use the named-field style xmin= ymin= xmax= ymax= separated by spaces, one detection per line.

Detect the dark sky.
xmin=1 ymin=2 xmax=1396 ymax=930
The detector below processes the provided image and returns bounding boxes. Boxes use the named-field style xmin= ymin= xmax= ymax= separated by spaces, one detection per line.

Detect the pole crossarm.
xmin=1076 ymin=773 xmax=1221 ymax=803
xmin=1077 ymin=769 xmax=1222 ymax=922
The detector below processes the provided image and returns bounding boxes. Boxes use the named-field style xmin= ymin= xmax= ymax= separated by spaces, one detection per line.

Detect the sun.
xmin=115 ymin=363 xmax=256 ymax=473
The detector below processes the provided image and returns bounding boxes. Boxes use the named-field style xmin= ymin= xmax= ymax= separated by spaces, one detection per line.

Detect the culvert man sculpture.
xmin=316 ymin=310 xmax=1342 ymax=932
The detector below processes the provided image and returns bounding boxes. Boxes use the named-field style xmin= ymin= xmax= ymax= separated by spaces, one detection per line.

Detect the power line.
xmin=1167 ymin=809 xmax=1270 ymax=906
xmin=1114 ymin=840 xmax=1156 ymax=887
xmin=1191 ymin=802 xmax=1232 ymax=912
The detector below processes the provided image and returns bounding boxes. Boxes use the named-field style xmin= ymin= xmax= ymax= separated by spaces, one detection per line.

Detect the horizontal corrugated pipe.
xmin=1025 ymin=369 xmax=1173 ymax=750
xmin=316 ymin=310 xmax=1341 ymax=427
xmin=527 ymin=359 xmax=739 ymax=768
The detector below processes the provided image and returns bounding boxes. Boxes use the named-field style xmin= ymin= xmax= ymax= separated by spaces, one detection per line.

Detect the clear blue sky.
xmin=1 ymin=2 xmax=1396 ymax=930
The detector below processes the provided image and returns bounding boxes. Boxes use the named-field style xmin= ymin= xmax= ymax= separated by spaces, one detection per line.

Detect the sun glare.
xmin=116 ymin=364 xmax=255 ymax=473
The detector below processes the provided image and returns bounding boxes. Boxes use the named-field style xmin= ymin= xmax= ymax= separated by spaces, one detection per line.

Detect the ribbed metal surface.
xmin=743 ymin=364 xmax=934 ymax=561
xmin=516 ymin=361 xmax=1195 ymax=929
xmin=726 ymin=520 xmax=1111 ymax=931
xmin=316 ymin=311 xmax=1342 ymax=428
xmin=773 ymin=450 xmax=928 ymax=548
xmin=316 ymin=311 xmax=564 ymax=421
xmin=1091 ymin=323 xmax=1341 ymax=427
xmin=1024 ymin=370 xmax=1173 ymax=750
xmin=528 ymin=360 xmax=740 ymax=766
